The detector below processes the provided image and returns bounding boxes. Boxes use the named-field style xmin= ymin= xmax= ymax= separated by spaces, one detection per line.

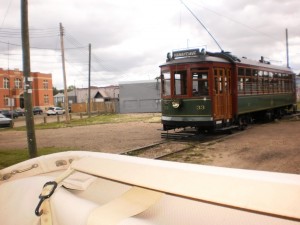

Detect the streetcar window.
xmin=278 ymin=79 xmax=282 ymax=92
xmin=258 ymin=78 xmax=263 ymax=93
xmin=281 ymin=73 xmax=290 ymax=92
xmin=252 ymin=70 xmax=258 ymax=94
xmin=245 ymin=69 xmax=252 ymax=94
xmin=263 ymin=71 xmax=269 ymax=77
xmin=245 ymin=78 xmax=251 ymax=94
xmin=246 ymin=69 xmax=251 ymax=76
xmin=174 ymin=71 xmax=187 ymax=96
xmin=213 ymin=69 xmax=218 ymax=94
xmin=239 ymin=77 xmax=251 ymax=94
xmin=213 ymin=68 xmax=228 ymax=95
xmin=214 ymin=77 xmax=218 ymax=94
xmin=238 ymin=77 xmax=244 ymax=94
xmin=263 ymin=71 xmax=269 ymax=93
xmin=269 ymin=72 xmax=274 ymax=93
xmin=257 ymin=71 xmax=263 ymax=93
xmin=238 ymin=67 xmax=245 ymax=94
xmin=253 ymin=70 xmax=258 ymax=76
xmin=225 ymin=69 xmax=231 ymax=93
xmin=273 ymin=73 xmax=278 ymax=92
xmin=192 ymin=69 xmax=209 ymax=96
xmin=235 ymin=66 xmax=295 ymax=96
xmin=161 ymin=71 xmax=171 ymax=96
xmin=238 ymin=68 xmax=244 ymax=76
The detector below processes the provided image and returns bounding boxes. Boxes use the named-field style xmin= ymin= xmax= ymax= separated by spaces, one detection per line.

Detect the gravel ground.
xmin=1 ymin=114 xmax=300 ymax=174
xmin=163 ymin=119 xmax=300 ymax=174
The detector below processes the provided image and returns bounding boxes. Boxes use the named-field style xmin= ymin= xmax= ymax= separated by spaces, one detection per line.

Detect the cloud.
xmin=0 ymin=0 xmax=299 ymax=90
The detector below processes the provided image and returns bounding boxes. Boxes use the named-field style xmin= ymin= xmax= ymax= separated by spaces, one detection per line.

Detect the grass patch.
xmin=13 ymin=113 xmax=161 ymax=131
xmin=0 ymin=147 xmax=73 ymax=169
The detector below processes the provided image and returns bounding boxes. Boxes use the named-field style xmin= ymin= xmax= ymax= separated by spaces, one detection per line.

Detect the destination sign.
xmin=173 ymin=49 xmax=200 ymax=58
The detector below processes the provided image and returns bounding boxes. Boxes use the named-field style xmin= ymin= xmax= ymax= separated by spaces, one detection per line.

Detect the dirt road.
xmin=163 ymin=119 xmax=300 ymax=174
xmin=1 ymin=115 xmax=299 ymax=174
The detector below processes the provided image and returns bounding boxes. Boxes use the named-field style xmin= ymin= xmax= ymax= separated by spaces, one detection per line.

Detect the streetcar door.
xmin=212 ymin=68 xmax=232 ymax=120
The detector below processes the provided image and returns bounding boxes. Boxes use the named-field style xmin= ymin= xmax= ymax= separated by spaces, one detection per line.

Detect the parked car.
xmin=0 ymin=113 xmax=13 ymax=127
xmin=0 ymin=110 xmax=18 ymax=119
xmin=46 ymin=107 xmax=65 ymax=116
xmin=33 ymin=107 xmax=43 ymax=115
xmin=14 ymin=108 xmax=25 ymax=116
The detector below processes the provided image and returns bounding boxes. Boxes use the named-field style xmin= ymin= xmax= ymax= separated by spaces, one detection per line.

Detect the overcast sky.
xmin=0 ymin=0 xmax=299 ymax=89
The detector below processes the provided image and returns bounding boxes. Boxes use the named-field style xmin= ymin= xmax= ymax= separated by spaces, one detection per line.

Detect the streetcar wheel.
xmin=238 ymin=117 xmax=247 ymax=130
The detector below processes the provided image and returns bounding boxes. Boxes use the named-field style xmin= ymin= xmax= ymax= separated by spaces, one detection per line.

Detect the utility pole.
xmin=59 ymin=23 xmax=70 ymax=122
xmin=286 ymin=28 xmax=290 ymax=68
xmin=21 ymin=0 xmax=37 ymax=158
xmin=7 ymin=42 xmax=13 ymax=119
xmin=88 ymin=43 xmax=91 ymax=117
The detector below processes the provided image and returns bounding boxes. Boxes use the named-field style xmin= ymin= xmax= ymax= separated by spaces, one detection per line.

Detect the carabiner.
xmin=35 ymin=181 xmax=58 ymax=216
xmin=35 ymin=196 xmax=45 ymax=216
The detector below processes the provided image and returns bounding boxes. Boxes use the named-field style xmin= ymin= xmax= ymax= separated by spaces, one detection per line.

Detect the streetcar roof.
xmin=160 ymin=51 xmax=294 ymax=74
xmin=160 ymin=54 xmax=229 ymax=67
xmin=238 ymin=57 xmax=293 ymax=73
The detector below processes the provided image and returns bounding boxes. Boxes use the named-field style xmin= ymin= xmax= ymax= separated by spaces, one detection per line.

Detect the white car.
xmin=0 ymin=113 xmax=13 ymax=127
xmin=46 ymin=107 xmax=65 ymax=116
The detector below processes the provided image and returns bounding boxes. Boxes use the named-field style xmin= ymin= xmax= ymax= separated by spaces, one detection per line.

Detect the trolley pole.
xmin=21 ymin=0 xmax=37 ymax=158
xmin=59 ymin=23 xmax=70 ymax=122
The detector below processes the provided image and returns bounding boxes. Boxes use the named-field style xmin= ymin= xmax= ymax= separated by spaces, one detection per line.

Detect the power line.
xmin=0 ymin=0 xmax=14 ymax=29
xmin=180 ymin=0 xmax=223 ymax=51
xmin=0 ymin=25 xmax=142 ymax=84
xmin=0 ymin=39 xmax=86 ymax=50
xmin=0 ymin=27 xmax=59 ymax=38
xmin=64 ymin=33 xmax=120 ymax=73
xmin=186 ymin=0 xmax=281 ymax=42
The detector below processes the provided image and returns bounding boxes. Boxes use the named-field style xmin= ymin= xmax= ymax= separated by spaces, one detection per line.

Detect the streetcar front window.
xmin=161 ymin=71 xmax=171 ymax=96
xmin=174 ymin=71 xmax=187 ymax=96
xmin=192 ymin=69 xmax=209 ymax=96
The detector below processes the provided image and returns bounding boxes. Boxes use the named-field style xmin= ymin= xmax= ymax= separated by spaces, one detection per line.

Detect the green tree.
xmin=68 ymin=85 xmax=75 ymax=92
xmin=53 ymin=87 xmax=59 ymax=96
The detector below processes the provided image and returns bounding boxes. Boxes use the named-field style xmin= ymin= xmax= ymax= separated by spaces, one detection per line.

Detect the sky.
xmin=0 ymin=0 xmax=299 ymax=89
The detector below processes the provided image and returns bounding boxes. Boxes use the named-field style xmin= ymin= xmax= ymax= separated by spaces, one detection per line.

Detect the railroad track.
xmin=122 ymin=113 xmax=299 ymax=160
xmin=121 ymin=132 xmax=232 ymax=160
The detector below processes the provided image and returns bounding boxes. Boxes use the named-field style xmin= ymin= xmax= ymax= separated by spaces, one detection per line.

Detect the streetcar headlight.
xmin=172 ymin=100 xmax=181 ymax=109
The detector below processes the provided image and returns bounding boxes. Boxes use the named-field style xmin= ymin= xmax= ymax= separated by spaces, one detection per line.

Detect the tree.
xmin=68 ymin=85 xmax=75 ymax=92
xmin=53 ymin=87 xmax=59 ymax=96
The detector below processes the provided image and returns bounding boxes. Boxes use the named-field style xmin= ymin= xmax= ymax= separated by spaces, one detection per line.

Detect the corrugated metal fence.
xmin=71 ymin=102 xmax=118 ymax=113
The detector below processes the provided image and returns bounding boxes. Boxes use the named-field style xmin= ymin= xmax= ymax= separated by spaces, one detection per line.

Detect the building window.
xmin=4 ymin=78 xmax=9 ymax=89
xmin=44 ymin=94 xmax=49 ymax=104
xmin=15 ymin=78 xmax=22 ymax=89
xmin=4 ymin=95 xmax=9 ymax=106
xmin=43 ymin=80 xmax=48 ymax=89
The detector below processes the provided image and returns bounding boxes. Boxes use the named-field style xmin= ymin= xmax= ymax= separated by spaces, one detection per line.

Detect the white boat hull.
xmin=0 ymin=151 xmax=299 ymax=225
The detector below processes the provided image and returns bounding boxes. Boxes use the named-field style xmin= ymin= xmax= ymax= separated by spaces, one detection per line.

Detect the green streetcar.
xmin=160 ymin=49 xmax=297 ymax=131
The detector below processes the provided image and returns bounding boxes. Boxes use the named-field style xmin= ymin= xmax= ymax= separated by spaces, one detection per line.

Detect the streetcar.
xmin=160 ymin=49 xmax=297 ymax=131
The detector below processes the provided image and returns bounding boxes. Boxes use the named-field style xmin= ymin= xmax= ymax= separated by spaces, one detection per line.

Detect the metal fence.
xmin=71 ymin=101 xmax=118 ymax=113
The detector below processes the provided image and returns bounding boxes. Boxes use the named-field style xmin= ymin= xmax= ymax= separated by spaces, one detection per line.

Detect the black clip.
xmin=35 ymin=181 xmax=58 ymax=216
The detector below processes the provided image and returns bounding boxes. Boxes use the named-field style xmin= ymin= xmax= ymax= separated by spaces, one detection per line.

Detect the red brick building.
xmin=0 ymin=68 xmax=54 ymax=110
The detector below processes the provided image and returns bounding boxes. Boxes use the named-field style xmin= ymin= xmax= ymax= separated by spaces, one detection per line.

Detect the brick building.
xmin=0 ymin=68 xmax=54 ymax=110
